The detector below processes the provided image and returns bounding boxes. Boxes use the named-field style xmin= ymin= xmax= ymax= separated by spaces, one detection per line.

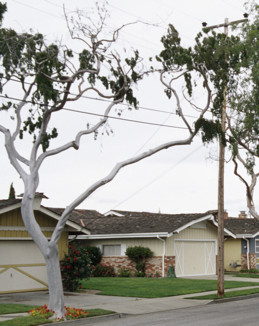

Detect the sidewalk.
xmin=1 ymin=275 xmax=259 ymax=323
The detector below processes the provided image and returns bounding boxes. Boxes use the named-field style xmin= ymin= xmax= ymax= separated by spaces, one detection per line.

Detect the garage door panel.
xmin=0 ymin=241 xmax=48 ymax=293
xmin=0 ymin=267 xmax=47 ymax=292
xmin=175 ymin=240 xmax=216 ymax=277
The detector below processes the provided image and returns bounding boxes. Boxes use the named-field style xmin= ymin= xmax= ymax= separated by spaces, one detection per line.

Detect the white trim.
xmin=121 ymin=244 xmax=126 ymax=256
xmin=38 ymin=207 xmax=91 ymax=234
xmin=171 ymin=214 xmax=214 ymax=235
xmin=0 ymin=202 xmax=21 ymax=214
xmin=0 ymin=237 xmax=52 ymax=240
xmin=0 ymin=202 xmax=90 ymax=234
xmin=174 ymin=239 xmax=217 ymax=277
xmin=69 ymin=232 xmax=169 ymax=240
xmin=157 ymin=236 xmax=166 ymax=277
xmin=211 ymin=218 xmax=236 ymax=238
xmin=103 ymin=210 xmax=124 ymax=217
xmin=0 ymin=226 xmax=56 ymax=231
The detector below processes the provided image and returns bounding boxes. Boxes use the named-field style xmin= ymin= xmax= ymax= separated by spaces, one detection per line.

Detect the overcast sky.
xmin=1 ymin=0 xmax=258 ymax=217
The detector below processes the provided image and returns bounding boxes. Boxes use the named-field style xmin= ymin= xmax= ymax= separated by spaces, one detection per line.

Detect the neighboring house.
xmin=68 ymin=209 xmax=235 ymax=278
xmin=0 ymin=194 xmax=91 ymax=294
xmin=224 ymin=211 xmax=259 ymax=271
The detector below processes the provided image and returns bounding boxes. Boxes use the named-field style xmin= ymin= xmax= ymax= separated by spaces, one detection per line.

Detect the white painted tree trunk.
xmin=46 ymin=245 xmax=65 ymax=319
xmin=20 ymin=192 xmax=65 ymax=318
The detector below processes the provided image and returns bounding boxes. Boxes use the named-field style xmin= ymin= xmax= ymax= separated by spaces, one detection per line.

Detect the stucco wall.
xmin=224 ymin=238 xmax=242 ymax=271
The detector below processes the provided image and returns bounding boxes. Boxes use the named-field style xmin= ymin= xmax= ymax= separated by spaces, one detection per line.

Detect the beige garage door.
xmin=175 ymin=240 xmax=216 ymax=277
xmin=0 ymin=240 xmax=48 ymax=293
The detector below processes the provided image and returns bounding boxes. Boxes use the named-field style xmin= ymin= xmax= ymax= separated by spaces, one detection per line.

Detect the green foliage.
xmin=92 ymin=264 xmax=116 ymax=277
xmin=195 ymin=117 xmax=226 ymax=145
xmin=118 ymin=266 xmax=131 ymax=277
xmin=83 ymin=246 xmax=102 ymax=266
xmin=8 ymin=182 xmax=15 ymax=199
xmin=60 ymin=245 xmax=93 ymax=292
xmin=125 ymin=246 xmax=153 ymax=276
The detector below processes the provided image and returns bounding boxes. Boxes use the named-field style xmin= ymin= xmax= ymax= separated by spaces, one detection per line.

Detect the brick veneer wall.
xmin=241 ymin=253 xmax=257 ymax=270
xmin=101 ymin=255 xmax=175 ymax=277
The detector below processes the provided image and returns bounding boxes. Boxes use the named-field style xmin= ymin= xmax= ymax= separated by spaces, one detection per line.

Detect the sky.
xmin=1 ymin=0 xmax=258 ymax=217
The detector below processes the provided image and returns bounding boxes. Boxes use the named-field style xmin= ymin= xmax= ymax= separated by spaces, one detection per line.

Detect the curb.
xmin=42 ymin=313 xmax=129 ymax=326
xmin=210 ymin=293 xmax=259 ymax=304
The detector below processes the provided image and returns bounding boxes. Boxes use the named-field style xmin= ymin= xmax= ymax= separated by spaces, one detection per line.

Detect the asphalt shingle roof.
xmin=59 ymin=209 xmax=217 ymax=235
xmin=0 ymin=199 xmax=21 ymax=208
xmin=224 ymin=218 xmax=259 ymax=235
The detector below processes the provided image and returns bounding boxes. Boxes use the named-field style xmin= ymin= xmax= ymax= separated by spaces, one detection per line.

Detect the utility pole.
xmin=202 ymin=16 xmax=248 ymax=298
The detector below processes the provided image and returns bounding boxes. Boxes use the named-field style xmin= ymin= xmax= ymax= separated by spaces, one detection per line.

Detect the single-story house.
xmin=224 ymin=211 xmax=259 ymax=271
xmin=0 ymin=194 xmax=91 ymax=294
xmin=67 ymin=209 xmax=235 ymax=278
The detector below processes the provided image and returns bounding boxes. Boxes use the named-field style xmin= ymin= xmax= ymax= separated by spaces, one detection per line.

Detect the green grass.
xmin=233 ymin=273 xmax=259 ymax=278
xmin=82 ymin=277 xmax=259 ymax=298
xmin=0 ymin=315 xmax=52 ymax=326
xmin=188 ymin=287 xmax=259 ymax=300
xmin=0 ymin=304 xmax=40 ymax=315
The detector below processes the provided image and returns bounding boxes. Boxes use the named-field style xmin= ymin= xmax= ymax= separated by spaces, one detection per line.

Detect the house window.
xmin=103 ymin=245 xmax=121 ymax=256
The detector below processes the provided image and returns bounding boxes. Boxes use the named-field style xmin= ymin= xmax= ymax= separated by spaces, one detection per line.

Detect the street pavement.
xmin=1 ymin=275 xmax=259 ymax=324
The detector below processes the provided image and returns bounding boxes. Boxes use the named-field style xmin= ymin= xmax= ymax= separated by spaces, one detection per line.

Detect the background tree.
xmin=226 ymin=2 xmax=259 ymax=218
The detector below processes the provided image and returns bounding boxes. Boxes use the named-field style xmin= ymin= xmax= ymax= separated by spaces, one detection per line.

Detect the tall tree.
xmin=0 ymin=3 xmax=213 ymax=319
xmin=226 ymin=2 xmax=259 ymax=218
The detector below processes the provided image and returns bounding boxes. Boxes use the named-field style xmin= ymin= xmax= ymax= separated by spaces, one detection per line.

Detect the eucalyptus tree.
xmin=0 ymin=3 xmax=143 ymax=319
xmin=226 ymin=2 xmax=259 ymax=218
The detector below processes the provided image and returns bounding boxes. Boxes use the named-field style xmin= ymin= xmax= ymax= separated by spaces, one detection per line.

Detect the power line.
xmin=6 ymin=77 xmax=199 ymax=119
xmin=0 ymin=94 xmax=189 ymax=130
xmin=110 ymin=145 xmax=203 ymax=211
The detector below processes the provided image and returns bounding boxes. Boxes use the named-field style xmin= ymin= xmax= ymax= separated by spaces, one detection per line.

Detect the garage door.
xmin=175 ymin=240 xmax=216 ymax=277
xmin=0 ymin=240 xmax=48 ymax=293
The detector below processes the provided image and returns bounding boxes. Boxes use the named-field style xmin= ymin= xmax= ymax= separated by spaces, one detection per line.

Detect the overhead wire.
xmin=0 ymin=94 xmax=189 ymax=130
xmin=5 ymin=76 xmax=199 ymax=120
xmin=109 ymin=145 xmax=203 ymax=211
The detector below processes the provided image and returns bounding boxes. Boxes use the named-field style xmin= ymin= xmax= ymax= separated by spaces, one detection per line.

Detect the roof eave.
xmin=69 ymin=232 xmax=170 ymax=240
xmin=169 ymin=214 xmax=216 ymax=236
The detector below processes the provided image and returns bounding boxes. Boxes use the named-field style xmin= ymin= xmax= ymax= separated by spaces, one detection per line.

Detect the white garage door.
xmin=0 ymin=240 xmax=48 ymax=293
xmin=175 ymin=240 xmax=216 ymax=277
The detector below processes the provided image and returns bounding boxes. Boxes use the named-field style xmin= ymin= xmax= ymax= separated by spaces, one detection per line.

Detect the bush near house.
xmin=92 ymin=264 xmax=116 ymax=277
xmin=84 ymin=246 xmax=102 ymax=266
xmin=60 ymin=245 xmax=93 ymax=291
xmin=125 ymin=246 xmax=154 ymax=277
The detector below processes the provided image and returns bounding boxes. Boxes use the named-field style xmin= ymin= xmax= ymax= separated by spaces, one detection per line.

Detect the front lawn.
xmin=234 ymin=273 xmax=259 ymax=278
xmin=82 ymin=277 xmax=259 ymax=298
xmin=188 ymin=287 xmax=259 ymax=300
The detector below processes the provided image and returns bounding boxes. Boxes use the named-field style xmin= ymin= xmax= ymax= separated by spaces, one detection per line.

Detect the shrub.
xmin=118 ymin=266 xmax=131 ymax=277
xmin=93 ymin=264 xmax=116 ymax=277
xmin=125 ymin=246 xmax=154 ymax=277
xmin=60 ymin=245 xmax=93 ymax=291
xmin=84 ymin=246 xmax=102 ymax=266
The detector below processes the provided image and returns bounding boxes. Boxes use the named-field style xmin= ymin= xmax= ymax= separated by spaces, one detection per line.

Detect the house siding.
xmin=0 ymin=209 xmax=68 ymax=259
xmin=224 ymin=238 xmax=242 ymax=271
xmin=78 ymin=238 xmax=174 ymax=277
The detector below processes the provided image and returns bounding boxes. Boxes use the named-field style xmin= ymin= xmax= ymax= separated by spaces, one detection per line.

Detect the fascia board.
xmin=69 ymin=232 xmax=169 ymax=240
xmin=171 ymin=214 xmax=215 ymax=235
xmin=0 ymin=202 xmax=21 ymax=214
xmin=38 ymin=207 xmax=91 ymax=235
xmin=211 ymin=219 xmax=236 ymax=238
xmin=103 ymin=210 xmax=124 ymax=217
xmin=235 ymin=234 xmax=255 ymax=239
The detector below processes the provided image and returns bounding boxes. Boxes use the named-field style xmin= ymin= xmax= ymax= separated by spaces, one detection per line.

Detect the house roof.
xmin=67 ymin=209 xmax=218 ymax=235
xmin=0 ymin=198 xmax=21 ymax=209
xmin=224 ymin=218 xmax=259 ymax=237
xmin=0 ymin=199 xmax=91 ymax=234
